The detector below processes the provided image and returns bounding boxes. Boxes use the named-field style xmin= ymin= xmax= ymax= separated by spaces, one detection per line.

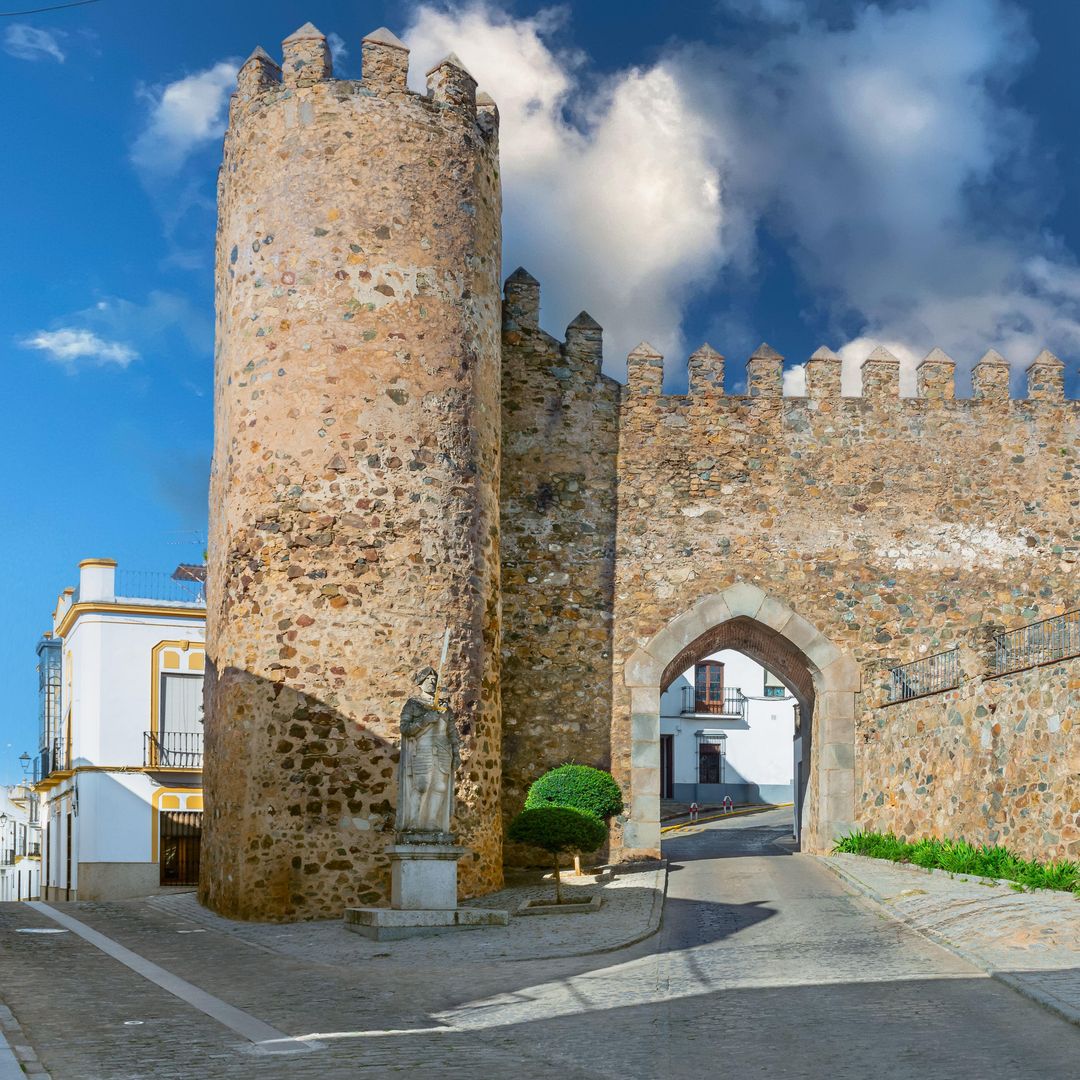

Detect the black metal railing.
xmin=681 ymin=686 xmax=748 ymax=718
xmin=116 ymin=570 xmax=206 ymax=605
xmin=144 ymin=731 xmax=203 ymax=769
xmin=887 ymin=648 xmax=960 ymax=703
xmin=0 ymin=849 xmax=13 ymax=867
xmin=37 ymin=738 xmax=65 ymax=781
xmin=993 ymin=609 xmax=1079 ymax=676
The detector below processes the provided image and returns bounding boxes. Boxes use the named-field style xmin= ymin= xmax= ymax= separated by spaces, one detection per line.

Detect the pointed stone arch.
xmin=622 ymin=583 xmax=860 ymax=855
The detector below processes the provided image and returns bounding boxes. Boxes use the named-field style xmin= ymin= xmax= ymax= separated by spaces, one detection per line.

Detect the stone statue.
xmin=396 ymin=665 xmax=461 ymax=838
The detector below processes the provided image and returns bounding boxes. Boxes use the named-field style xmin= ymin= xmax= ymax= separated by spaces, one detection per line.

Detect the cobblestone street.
xmin=2 ymin=809 xmax=1077 ymax=1079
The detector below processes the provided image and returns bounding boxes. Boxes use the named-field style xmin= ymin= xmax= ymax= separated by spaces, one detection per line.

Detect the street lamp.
xmin=18 ymin=752 xmax=30 ymax=778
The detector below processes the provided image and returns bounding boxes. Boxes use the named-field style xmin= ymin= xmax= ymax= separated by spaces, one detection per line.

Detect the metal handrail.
xmin=887 ymin=648 xmax=960 ymax=704
xmin=993 ymin=609 xmax=1079 ymax=676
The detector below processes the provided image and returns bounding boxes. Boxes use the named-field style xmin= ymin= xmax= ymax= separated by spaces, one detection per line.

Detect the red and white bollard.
xmin=723 ymin=795 xmax=734 ymax=814
xmin=689 ymin=802 xmax=699 ymax=822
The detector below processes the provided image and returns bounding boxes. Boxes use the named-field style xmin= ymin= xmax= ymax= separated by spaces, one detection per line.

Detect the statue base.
xmin=344 ymin=839 xmax=509 ymax=940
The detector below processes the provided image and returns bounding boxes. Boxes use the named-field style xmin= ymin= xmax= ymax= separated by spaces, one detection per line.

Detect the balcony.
xmin=144 ymin=731 xmax=203 ymax=769
xmin=680 ymin=686 xmax=748 ymax=719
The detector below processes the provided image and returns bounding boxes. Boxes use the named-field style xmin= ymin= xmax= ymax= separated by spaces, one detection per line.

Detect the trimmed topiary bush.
xmin=507 ymin=805 xmax=608 ymax=903
xmin=524 ymin=764 xmax=624 ymax=820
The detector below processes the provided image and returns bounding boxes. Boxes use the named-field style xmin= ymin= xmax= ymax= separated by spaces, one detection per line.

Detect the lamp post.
xmin=19 ymin=752 xmax=30 ymax=778
xmin=0 ymin=813 xmax=8 ymax=866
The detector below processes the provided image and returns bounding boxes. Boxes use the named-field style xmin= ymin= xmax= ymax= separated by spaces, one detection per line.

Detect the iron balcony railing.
xmin=888 ymin=648 xmax=960 ymax=704
xmin=993 ymin=609 xmax=1079 ymax=676
xmin=145 ymin=730 xmax=204 ymax=769
xmin=681 ymin=686 xmax=748 ymax=719
xmin=37 ymin=738 xmax=65 ymax=781
xmin=0 ymin=849 xmax=13 ymax=867
xmin=116 ymin=570 xmax=206 ymax=606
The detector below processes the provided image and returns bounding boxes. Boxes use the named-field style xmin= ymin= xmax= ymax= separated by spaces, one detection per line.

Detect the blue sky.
xmin=1 ymin=0 xmax=1078 ymax=779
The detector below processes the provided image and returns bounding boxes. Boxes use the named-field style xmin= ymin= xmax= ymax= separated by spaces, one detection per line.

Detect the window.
xmin=697 ymin=733 xmax=726 ymax=784
xmin=160 ymin=674 xmax=204 ymax=735
xmin=764 ymin=670 xmax=786 ymax=698
xmin=695 ymin=661 xmax=724 ymax=712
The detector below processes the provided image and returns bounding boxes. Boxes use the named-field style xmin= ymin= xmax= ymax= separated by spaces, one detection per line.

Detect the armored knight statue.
xmin=396 ymin=665 xmax=461 ymax=839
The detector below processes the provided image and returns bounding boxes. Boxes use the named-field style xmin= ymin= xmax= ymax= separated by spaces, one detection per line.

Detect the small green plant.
xmin=507 ymin=805 xmax=608 ymax=904
xmin=834 ymin=829 xmax=1080 ymax=896
xmin=525 ymin=764 xmax=624 ymax=820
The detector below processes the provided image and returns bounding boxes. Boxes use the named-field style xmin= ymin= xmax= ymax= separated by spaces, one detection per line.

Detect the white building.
xmin=659 ymin=649 xmax=798 ymax=807
xmin=0 ymin=783 xmax=41 ymax=901
xmin=35 ymin=558 xmax=206 ymax=901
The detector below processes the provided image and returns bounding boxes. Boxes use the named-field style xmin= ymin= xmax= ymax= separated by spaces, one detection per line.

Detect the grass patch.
xmin=833 ymin=830 xmax=1080 ymax=896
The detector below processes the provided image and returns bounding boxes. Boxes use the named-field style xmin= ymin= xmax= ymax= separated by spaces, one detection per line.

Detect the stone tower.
xmin=201 ymin=24 xmax=503 ymax=920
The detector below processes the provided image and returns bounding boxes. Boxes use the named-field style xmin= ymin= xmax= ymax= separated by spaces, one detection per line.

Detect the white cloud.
xmin=18 ymin=290 xmax=212 ymax=374
xmin=21 ymin=329 xmax=138 ymax=369
xmin=131 ymin=61 xmax=239 ymax=174
xmin=3 ymin=24 xmax=64 ymax=63
xmin=327 ymin=31 xmax=348 ymax=69
xmin=405 ymin=3 xmax=740 ymax=369
xmin=400 ymin=1 xmax=1078 ymax=390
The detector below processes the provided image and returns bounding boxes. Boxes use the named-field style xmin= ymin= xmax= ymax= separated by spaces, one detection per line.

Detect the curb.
xmin=818 ymin=855 xmax=1080 ymax=1029
xmin=509 ymin=859 xmax=668 ymax=961
xmin=0 ymin=1000 xmax=51 ymax=1079
xmin=661 ymin=803 xmax=793 ymax=834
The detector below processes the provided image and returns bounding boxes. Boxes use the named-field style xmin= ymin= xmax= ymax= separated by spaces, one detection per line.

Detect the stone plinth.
xmin=345 ymin=841 xmax=509 ymax=939
xmin=390 ymin=842 xmax=466 ymax=910
xmin=344 ymin=906 xmax=509 ymax=941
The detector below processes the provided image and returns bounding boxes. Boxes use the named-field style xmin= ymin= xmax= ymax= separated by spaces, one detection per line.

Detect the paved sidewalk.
xmin=821 ymin=853 xmax=1080 ymax=1025
xmin=149 ymin=860 xmax=666 ymax=966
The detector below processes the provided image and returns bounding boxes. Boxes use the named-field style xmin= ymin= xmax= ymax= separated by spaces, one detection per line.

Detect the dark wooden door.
xmin=65 ymin=813 xmax=72 ymax=900
xmin=660 ymin=734 xmax=674 ymax=799
xmin=160 ymin=811 xmax=202 ymax=886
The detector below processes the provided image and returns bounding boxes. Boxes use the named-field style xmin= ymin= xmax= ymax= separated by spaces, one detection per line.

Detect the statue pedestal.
xmin=344 ymin=839 xmax=509 ymax=940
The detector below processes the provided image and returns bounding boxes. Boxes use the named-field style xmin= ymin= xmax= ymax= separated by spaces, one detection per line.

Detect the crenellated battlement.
xmin=505 ymin=271 xmax=1075 ymax=407
xmin=229 ymin=22 xmax=498 ymax=135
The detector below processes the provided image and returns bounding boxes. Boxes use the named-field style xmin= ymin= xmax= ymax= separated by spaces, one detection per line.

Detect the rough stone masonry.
xmin=204 ymin=23 xmax=1078 ymax=921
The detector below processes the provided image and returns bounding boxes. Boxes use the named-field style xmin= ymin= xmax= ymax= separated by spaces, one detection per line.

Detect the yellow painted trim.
xmin=55 ymin=603 xmax=205 ymax=640
xmin=660 ymin=802 xmax=794 ymax=834
xmin=151 ymin=786 xmax=204 ymax=863
xmin=149 ymin=640 xmax=206 ymax=765
xmin=78 ymin=558 xmax=117 ymax=569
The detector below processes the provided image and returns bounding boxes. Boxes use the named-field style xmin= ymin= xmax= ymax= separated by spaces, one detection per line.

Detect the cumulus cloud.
xmin=405 ymin=4 xmax=740 ymax=368
xmin=3 ymin=24 xmax=64 ymax=63
xmin=401 ymin=0 xmax=1078 ymax=391
xmin=131 ymin=61 xmax=239 ymax=174
xmin=21 ymin=329 xmax=137 ymax=369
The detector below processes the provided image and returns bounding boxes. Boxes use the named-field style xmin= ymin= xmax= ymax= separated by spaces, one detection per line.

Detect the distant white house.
xmin=659 ymin=649 xmax=798 ymax=807
xmin=35 ymin=558 xmax=206 ymax=901
xmin=0 ymin=783 xmax=41 ymax=901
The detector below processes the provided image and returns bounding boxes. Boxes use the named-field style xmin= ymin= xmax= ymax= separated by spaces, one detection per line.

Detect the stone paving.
xmin=1 ymin=809 xmax=1078 ymax=1079
xmin=148 ymin=861 xmax=666 ymax=965
xmin=821 ymin=851 xmax=1080 ymax=1024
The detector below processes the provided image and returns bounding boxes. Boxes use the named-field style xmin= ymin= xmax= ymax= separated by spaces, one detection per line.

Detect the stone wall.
xmin=608 ymin=343 xmax=1077 ymax=858
xmin=203 ymin=26 xmax=503 ymax=920
xmin=859 ymin=652 xmax=1079 ymax=860
xmin=499 ymin=275 xmax=620 ymax=842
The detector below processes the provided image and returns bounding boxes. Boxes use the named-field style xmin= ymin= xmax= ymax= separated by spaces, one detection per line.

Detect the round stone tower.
xmin=201 ymin=23 xmax=503 ymax=920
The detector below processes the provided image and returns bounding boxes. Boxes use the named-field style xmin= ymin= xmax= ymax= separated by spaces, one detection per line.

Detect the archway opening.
xmin=622 ymin=585 xmax=859 ymax=858
xmin=659 ymin=617 xmax=814 ymax=843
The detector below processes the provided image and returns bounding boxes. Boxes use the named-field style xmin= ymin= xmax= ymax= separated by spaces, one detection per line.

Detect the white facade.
xmin=36 ymin=558 xmax=205 ymax=901
xmin=659 ymin=649 xmax=797 ymax=806
xmin=0 ymin=784 xmax=41 ymax=902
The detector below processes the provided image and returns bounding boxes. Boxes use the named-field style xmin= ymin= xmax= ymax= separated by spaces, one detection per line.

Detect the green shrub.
xmin=507 ymin=805 xmax=608 ymax=903
xmin=833 ymin=829 xmax=1080 ymax=896
xmin=524 ymin=764 xmax=624 ymax=820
